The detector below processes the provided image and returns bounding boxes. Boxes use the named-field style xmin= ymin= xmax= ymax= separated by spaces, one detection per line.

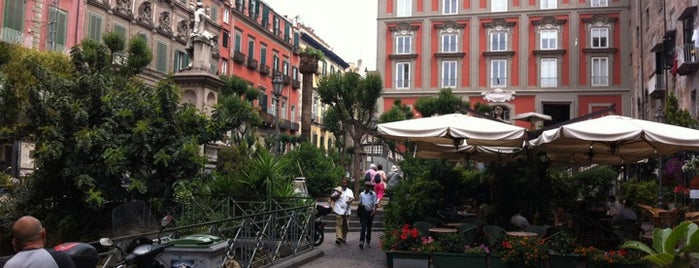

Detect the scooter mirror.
xmin=99 ymin=238 xmax=114 ymax=247
xmin=160 ymin=215 xmax=174 ymax=227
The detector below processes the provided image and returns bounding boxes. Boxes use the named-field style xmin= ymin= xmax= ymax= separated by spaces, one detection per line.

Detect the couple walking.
xmin=331 ymin=179 xmax=378 ymax=249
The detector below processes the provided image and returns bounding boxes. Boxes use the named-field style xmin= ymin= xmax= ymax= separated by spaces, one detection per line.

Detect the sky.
xmin=262 ymin=0 xmax=378 ymax=71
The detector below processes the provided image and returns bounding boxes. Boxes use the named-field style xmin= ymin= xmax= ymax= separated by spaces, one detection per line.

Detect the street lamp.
xmin=656 ymin=109 xmax=666 ymax=207
xmin=272 ymin=75 xmax=285 ymax=156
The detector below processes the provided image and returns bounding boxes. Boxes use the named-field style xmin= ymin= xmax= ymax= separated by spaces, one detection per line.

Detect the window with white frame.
xmin=443 ymin=0 xmax=457 ymax=14
xmin=490 ymin=59 xmax=507 ymax=87
xmin=396 ymin=34 xmax=412 ymax=54
xmin=492 ymin=0 xmax=507 ymax=12
xmin=591 ymin=57 xmax=609 ymax=86
xmin=541 ymin=0 xmax=557 ymax=9
xmin=441 ymin=33 xmax=458 ymax=52
xmin=397 ymin=0 xmax=412 ymax=17
xmin=395 ymin=62 xmax=411 ymax=89
xmin=540 ymin=58 xmax=557 ymax=87
xmin=223 ymin=8 xmax=229 ymax=24
xmin=591 ymin=0 xmax=607 ymax=7
xmin=441 ymin=61 xmax=457 ymax=88
xmin=540 ymin=29 xmax=557 ymax=50
xmin=221 ymin=60 xmax=228 ymax=74
xmin=490 ymin=31 xmax=507 ymax=51
xmin=591 ymin=28 xmax=609 ymax=48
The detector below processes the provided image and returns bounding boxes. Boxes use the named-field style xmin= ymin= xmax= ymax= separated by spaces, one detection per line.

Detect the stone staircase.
xmin=318 ymin=198 xmax=389 ymax=232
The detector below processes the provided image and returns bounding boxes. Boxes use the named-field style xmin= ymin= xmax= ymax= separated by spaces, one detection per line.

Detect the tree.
xmin=316 ymin=71 xmax=382 ymax=193
xmin=379 ymin=99 xmax=413 ymax=158
xmin=299 ymin=47 xmax=324 ymax=142
xmin=414 ymin=88 xmax=469 ymax=117
xmin=3 ymin=36 xmax=216 ymax=242
xmin=664 ymin=93 xmax=698 ymax=129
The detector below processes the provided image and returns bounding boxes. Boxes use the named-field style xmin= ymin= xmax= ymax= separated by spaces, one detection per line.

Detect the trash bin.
xmin=159 ymin=234 xmax=228 ymax=268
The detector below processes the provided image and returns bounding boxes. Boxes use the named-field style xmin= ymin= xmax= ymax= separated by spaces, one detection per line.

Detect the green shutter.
xmin=293 ymin=33 xmax=299 ymax=50
xmin=260 ymin=46 xmax=267 ymax=65
xmin=157 ymin=41 xmax=167 ymax=72
xmin=211 ymin=6 xmax=218 ymax=21
xmin=248 ymin=39 xmax=254 ymax=58
xmin=88 ymin=13 xmax=103 ymax=41
xmin=113 ymin=24 xmax=126 ymax=39
xmin=261 ymin=5 xmax=269 ymax=27
xmin=2 ymin=0 xmax=25 ymax=42
xmin=284 ymin=22 xmax=290 ymax=42
xmin=56 ymin=10 xmax=67 ymax=49
xmin=234 ymin=32 xmax=242 ymax=52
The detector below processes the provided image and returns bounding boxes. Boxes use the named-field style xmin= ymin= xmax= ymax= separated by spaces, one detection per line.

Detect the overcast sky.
xmin=262 ymin=0 xmax=378 ymax=71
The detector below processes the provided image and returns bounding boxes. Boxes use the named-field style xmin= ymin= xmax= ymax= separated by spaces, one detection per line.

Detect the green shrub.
xmin=620 ymin=179 xmax=657 ymax=207
xmin=280 ymin=142 xmax=343 ymax=197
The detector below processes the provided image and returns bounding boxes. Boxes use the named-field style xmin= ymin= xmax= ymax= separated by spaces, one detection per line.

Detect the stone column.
xmin=299 ymin=52 xmax=320 ymax=142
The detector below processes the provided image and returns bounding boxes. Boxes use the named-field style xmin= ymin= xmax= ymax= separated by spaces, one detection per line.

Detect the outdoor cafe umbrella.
xmin=414 ymin=141 xmax=522 ymax=162
xmin=376 ymin=113 xmax=528 ymax=148
xmin=528 ymin=115 xmax=699 ymax=165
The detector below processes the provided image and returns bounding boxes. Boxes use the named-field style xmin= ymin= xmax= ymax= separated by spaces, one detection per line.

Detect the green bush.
xmin=571 ymin=165 xmax=617 ymax=205
xmin=620 ymin=179 xmax=657 ymax=207
xmin=383 ymin=174 xmax=444 ymax=228
xmin=280 ymin=142 xmax=343 ymax=197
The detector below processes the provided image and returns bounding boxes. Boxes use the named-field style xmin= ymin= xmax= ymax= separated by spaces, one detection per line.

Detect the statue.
xmin=191 ymin=2 xmax=208 ymax=36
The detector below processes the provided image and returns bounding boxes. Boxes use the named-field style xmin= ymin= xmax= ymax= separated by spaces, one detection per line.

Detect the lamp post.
xmin=272 ymin=75 xmax=284 ymax=156
xmin=656 ymin=109 xmax=666 ymax=207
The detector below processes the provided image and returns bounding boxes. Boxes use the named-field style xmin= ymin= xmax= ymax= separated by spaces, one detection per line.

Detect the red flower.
xmin=411 ymin=229 xmax=418 ymax=238
xmin=502 ymin=240 xmax=512 ymax=249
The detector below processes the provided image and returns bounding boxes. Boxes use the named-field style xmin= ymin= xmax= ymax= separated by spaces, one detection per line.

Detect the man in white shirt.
xmin=358 ymin=181 xmax=378 ymax=249
xmin=332 ymin=179 xmax=354 ymax=245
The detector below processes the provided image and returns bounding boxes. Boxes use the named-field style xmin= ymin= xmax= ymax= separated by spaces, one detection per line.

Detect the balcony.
xmin=292 ymin=79 xmax=301 ymax=89
xmin=259 ymin=65 xmax=271 ymax=75
xmin=678 ymin=43 xmax=699 ymax=75
xmin=648 ymin=73 xmax=666 ymax=98
xmin=233 ymin=51 xmax=246 ymax=64
xmin=283 ymin=75 xmax=291 ymax=85
xmin=247 ymin=58 xmax=259 ymax=70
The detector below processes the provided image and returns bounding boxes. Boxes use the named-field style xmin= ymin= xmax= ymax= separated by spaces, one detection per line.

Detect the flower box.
xmin=549 ymin=253 xmax=580 ymax=268
xmin=385 ymin=250 xmax=429 ymax=268
xmin=432 ymin=252 xmax=486 ymax=268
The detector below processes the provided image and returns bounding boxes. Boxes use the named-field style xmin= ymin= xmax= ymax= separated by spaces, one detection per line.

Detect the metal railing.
xmin=92 ymin=197 xmax=316 ymax=268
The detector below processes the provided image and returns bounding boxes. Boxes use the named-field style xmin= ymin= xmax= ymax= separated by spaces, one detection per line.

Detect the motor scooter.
xmin=99 ymin=215 xmax=175 ymax=268
xmin=313 ymin=203 xmax=332 ymax=246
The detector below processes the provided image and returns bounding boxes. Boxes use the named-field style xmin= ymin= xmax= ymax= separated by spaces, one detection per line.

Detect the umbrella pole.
xmin=658 ymin=156 xmax=664 ymax=207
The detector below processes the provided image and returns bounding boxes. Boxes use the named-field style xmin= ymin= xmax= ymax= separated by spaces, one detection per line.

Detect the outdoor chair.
xmin=424 ymin=216 xmax=444 ymax=227
xmin=458 ymin=223 xmax=479 ymax=245
xmin=482 ymin=225 xmax=506 ymax=248
xmin=524 ymin=225 xmax=547 ymax=237
xmin=413 ymin=221 xmax=435 ymax=236
xmin=685 ymin=211 xmax=699 ymax=224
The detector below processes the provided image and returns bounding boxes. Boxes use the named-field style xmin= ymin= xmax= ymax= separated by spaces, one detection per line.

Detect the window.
xmin=395 ymin=62 xmax=411 ymax=89
xmin=222 ymin=31 xmax=229 ymax=48
xmin=281 ymin=100 xmax=287 ymax=120
xmin=591 ymin=28 xmax=609 ymax=48
xmin=540 ymin=58 xmax=557 ymax=87
xmin=174 ymin=50 xmax=190 ymax=72
xmin=291 ymin=105 xmax=296 ymax=123
xmin=490 ymin=31 xmax=507 ymax=51
xmin=87 ymin=13 xmax=103 ymax=41
xmin=397 ymin=0 xmax=411 ymax=17
xmin=47 ymin=7 xmax=67 ymax=52
xmin=247 ymin=37 xmax=255 ymax=59
xmin=540 ymin=29 xmax=557 ymax=50
xmin=156 ymin=41 xmax=168 ymax=73
xmin=113 ymin=24 xmax=127 ymax=39
xmin=490 ymin=59 xmax=507 ymax=87
xmin=273 ymin=16 xmax=280 ymax=35
xmin=322 ymin=61 xmax=327 ymax=76
xmin=210 ymin=6 xmax=218 ymax=22
xmin=591 ymin=0 xmax=607 ymax=7
xmin=541 ymin=0 xmax=556 ymax=9
xmin=330 ymin=66 xmax=335 ymax=74
xmin=292 ymin=67 xmax=298 ymax=80
xmin=221 ymin=59 xmax=228 ymax=74
xmin=441 ymin=33 xmax=458 ymax=52
xmin=234 ymin=31 xmax=242 ymax=52
xmin=283 ymin=60 xmax=289 ymax=75
xmin=396 ymin=35 xmax=412 ymax=54
xmin=492 ymin=0 xmax=507 ymax=12
xmin=441 ymin=61 xmax=457 ymax=88
xmin=443 ymin=0 xmax=457 ymax=14
xmin=260 ymin=45 xmax=267 ymax=65
xmin=2 ymin=0 xmax=25 ymax=43
xmin=591 ymin=57 xmax=609 ymax=86
xmin=223 ymin=8 xmax=229 ymax=24
xmin=273 ymin=54 xmax=279 ymax=73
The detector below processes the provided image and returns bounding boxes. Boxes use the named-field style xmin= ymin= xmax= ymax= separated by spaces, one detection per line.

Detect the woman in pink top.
xmin=374 ymin=164 xmax=387 ymax=204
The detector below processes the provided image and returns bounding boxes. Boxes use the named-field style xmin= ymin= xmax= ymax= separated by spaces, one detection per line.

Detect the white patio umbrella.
xmin=414 ymin=142 xmax=522 ymax=162
xmin=528 ymin=115 xmax=699 ymax=165
xmin=376 ymin=113 xmax=528 ymax=148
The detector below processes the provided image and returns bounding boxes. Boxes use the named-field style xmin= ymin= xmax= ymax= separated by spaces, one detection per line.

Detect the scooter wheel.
xmin=313 ymin=227 xmax=324 ymax=246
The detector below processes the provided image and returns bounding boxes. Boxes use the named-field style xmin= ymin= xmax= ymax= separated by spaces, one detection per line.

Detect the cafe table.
xmin=505 ymin=231 xmax=538 ymax=237
xmin=444 ymin=222 xmax=462 ymax=228
xmin=429 ymin=227 xmax=458 ymax=235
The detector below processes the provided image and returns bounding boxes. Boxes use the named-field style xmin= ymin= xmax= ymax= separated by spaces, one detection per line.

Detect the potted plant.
xmin=380 ymin=224 xmax=432 ymax=268
xmin=587 ymin=248 xmax=647 ymax=268
xmin=496 ymin=236 xmax=548 ymax=268
xmin=545 ymin=231 xmax=580 ymax=267
xmin=298 ymin=47 xmax=324 ymax=74
xmin=621 ymin=221 xmax=699 ymax=268
xmin=432 ymin=233 xmax=489 ymax=268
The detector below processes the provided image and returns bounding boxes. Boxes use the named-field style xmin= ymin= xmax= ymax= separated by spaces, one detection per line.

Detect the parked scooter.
xmin=313 ymin=203 xmax=332 ymax=246
xmin=53 ymin=242 xmax=99 ymax=268
xmin=100 ymin=215 xmax=175 ymax=268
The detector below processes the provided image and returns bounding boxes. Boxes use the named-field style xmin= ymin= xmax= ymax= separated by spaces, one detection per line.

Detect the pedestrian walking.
xmin=358 ymin=181 xmax=378 ymax=249
xmin=331 ymin=179 xmax=354 ymax=245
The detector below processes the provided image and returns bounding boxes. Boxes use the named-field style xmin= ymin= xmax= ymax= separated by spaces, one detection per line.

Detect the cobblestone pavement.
xmin=300 ymin=231 xmax=386 ymax=268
